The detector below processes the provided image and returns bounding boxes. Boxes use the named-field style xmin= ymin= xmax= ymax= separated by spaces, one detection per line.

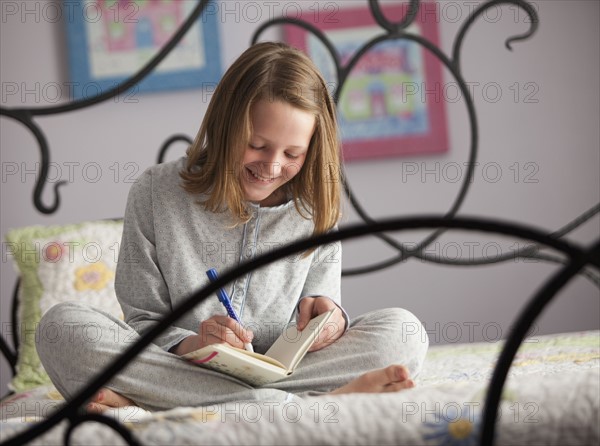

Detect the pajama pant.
xmin=36 ymin=302 xmax=429 ymax=412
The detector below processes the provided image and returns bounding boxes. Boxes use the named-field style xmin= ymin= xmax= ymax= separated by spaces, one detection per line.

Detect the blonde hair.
xmin=180 ymin=41 xmax=341 ymax=237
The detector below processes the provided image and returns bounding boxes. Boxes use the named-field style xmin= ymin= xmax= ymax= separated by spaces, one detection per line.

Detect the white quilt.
xmin=1 ymin=330 xmax=598 ymax=445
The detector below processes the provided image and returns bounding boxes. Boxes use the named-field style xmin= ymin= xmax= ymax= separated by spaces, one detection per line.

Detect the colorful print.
xmin=74 ymin=262 xmax=115 ymax=291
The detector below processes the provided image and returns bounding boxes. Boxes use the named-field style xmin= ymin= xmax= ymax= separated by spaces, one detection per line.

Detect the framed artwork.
xmin=65 ymin=0 xmax=222 ymax=99
xmin=286 ymin=3 xmax=448 ymax=161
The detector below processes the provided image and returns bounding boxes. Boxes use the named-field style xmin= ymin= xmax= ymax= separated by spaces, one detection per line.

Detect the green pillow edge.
xmin=4 ymin=220 xmax=123 ymax=392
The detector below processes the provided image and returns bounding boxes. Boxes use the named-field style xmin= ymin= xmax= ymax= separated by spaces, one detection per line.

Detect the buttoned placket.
xmin=229 ymin=207 xmax=262 ymax=318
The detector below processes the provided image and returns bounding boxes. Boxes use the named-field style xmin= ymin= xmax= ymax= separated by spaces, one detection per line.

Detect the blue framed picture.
xmin=65 ymin=0 xmax=222 ymax=99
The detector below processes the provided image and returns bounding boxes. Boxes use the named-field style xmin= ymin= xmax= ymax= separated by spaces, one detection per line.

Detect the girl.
xmin=36 ymin=42 xmax=428 ymax=413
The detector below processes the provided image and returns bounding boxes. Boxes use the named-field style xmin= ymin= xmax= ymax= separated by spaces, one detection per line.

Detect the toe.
xmin=384 ymin=378 xmax=415 ymax=393
xmin=87 ymin=402 xmax=111 ymax=414
xmin=101 ymin=388 xmax=135 ymax=407
xmin=385 ymin=365 xmax=409 ymax=383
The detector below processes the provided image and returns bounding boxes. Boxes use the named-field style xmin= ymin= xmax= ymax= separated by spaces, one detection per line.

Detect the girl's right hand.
xmin=198 ymin=315 xmax=254 ymax=350
xmin=171 ymin=315 xmax=254 ymax=356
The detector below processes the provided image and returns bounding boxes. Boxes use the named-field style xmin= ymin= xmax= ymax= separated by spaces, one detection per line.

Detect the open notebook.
xmin=182 ymin=309 xmax=335 ymax=386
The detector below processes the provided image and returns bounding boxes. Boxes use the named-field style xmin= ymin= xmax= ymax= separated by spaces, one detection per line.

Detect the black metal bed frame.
xmin=0 ymin=1 xmax=598 ymax=445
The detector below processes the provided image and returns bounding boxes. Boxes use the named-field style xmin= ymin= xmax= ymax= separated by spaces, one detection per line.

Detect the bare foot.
xmin=86 ymin=388 xmax=137 ymax=414
xmin=329 ymin=365 xmax=415 ymax=395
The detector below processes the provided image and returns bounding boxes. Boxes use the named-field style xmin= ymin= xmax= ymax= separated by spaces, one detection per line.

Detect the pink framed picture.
xmin=285 ymin=3 xmax=448 ymax=161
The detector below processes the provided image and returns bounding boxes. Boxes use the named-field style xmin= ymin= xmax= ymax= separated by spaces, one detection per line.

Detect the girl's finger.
xmin=297 ymin=298 xmax=316 ymax=330
xmin=201 ymin=319 xmax=247 ymax=348
xmin=221 ymin=317 xmax=254 ymax=342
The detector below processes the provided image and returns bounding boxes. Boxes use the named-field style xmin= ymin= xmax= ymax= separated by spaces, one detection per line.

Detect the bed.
xmin=1 ymin=330 xmax=598 ymax=445
xmin=1 ymin=1 xmax=598 ymax=445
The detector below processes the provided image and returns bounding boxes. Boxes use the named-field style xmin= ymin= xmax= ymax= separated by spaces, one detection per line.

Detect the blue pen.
xmin=206 ymin=268 xmax=254 ymax=352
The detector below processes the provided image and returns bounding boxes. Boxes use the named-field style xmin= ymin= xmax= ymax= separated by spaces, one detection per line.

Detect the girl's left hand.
xmin=297 ymin=296 xmax=346 ymax=352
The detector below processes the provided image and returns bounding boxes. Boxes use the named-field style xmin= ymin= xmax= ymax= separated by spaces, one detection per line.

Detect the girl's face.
xmin=241 ymin=99 xmax=316 ymax=207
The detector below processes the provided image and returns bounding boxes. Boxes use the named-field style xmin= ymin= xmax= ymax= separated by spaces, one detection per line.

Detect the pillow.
xmin=4 ymin=220 xmax=124 ymax=392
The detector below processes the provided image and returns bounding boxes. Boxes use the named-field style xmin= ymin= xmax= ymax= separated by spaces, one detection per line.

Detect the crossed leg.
xmin=86 ymin=364 xmax=415 ymax=413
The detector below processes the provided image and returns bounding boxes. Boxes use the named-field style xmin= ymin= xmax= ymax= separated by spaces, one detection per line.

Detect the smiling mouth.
xmin=246 ymin=167 xmax=276 ymax=183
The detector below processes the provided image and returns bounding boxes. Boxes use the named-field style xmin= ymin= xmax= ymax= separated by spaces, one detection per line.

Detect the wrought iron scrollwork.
xmin=3 ymin=215 xmax=598 ymax=446
xmin=157 ymin=134 xmax=193 ymax=164
xmin=63 ymin=412 xmax=142 ymax=446
xmin=250 ymin=0 xmax=578 ymax=280
xmin=1 ymin=1 xmax=598 ymax=446
xmin=0 ymin=0 xmax=210 ymax=213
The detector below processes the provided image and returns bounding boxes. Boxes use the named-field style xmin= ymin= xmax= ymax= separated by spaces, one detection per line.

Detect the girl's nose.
xmin=260 ymin=161 xmax=282 ymax=178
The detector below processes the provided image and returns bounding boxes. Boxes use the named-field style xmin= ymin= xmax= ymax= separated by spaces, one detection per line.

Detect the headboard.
xmin=1 ymin=1 xmax=598 ymax=445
